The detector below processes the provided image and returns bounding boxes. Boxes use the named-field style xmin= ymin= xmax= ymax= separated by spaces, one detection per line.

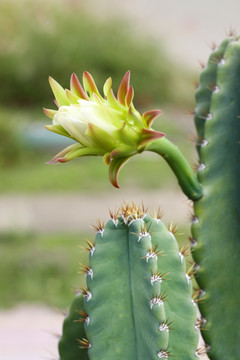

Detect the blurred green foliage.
xmin=0 ymin=231 xmax=88 ymax=308
xmin=0 ymin=0 xmax=192 ymax=109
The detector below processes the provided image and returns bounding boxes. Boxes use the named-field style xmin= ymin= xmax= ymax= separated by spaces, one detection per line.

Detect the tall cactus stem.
xmin=192 ymin=36 xmax=240 ymax=360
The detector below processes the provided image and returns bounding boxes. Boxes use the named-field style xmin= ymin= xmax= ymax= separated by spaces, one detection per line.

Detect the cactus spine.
xmin=59 ymin=204 xmax=199 ymax=360
xmin=192 ymin=36 xmax=240 ymax=359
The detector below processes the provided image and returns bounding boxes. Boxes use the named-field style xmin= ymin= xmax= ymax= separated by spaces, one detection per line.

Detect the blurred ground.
xmin=0 ymin=190 xmax=192 ymax=233
xmin=87 ymin=0 xmax=240 ymax=68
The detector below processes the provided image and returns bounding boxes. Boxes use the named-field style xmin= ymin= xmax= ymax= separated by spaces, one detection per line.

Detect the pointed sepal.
xmin=117 ymin=71 xmax=130 ymax=105
xmin=143 ymin=109 xmax=163 ymax=128
xmin=43 ymin=108 xmax=57 ymax=119
xmin=108 ymin=155 xmax=130 ymax=188
xmin=70 ymin=73 xmax=88 ymax=100
xmin=83 ymin=71 xmax=101 ymax=97
xmin=138 ymin=128 xmax=165 ymax=148
xmin=45 ymin=124 xmax=72 ymax=138
xmin=48 ymin=76 xmax=70 ymax=106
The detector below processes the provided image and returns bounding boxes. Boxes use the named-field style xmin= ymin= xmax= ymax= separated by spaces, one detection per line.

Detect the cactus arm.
xmin=58 ymin=293 xmax=90 ymax=360
xmin=192 ymin=38 xmax=240 ymax=359
xmin=145 ymin=137 xmax=202 ymax=200
xmin=144 ymin=215 xmax=199 ymax=359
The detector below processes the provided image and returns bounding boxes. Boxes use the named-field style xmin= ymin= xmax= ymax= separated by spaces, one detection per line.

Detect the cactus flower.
xmin=44 ymin=71 xmax=164 ymax=187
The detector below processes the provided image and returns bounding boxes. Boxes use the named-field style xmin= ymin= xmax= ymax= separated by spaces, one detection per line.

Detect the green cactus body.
xmin=192 ymin=37 xmax=240 ymax=359
xmin=58 ymin=293 xmax=89 ymax=360
xmin=73 ymin=205 xmax=199 ymax=360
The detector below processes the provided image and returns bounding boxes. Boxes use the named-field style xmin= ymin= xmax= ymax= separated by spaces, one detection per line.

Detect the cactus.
xmin=191 ymin=37 xmax=240 ymax=359
xmin=59 ymin=204 xmax=199 ymax=360
xmin=44 ymin=34 xmax=240 ymax=360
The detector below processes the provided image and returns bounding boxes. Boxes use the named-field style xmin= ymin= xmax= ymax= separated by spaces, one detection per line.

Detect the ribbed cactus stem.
xmin=146 ymin=137 xmax=202 ymax=201
xmin=58 ymin=204 xmax=199 ymax=360
xmin=192 ymin=36 xmax=240 ymax=359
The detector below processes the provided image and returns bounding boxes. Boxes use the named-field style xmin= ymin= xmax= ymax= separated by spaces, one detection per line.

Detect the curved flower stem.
xmin=145 ymin=137 xmax=202 ymax=200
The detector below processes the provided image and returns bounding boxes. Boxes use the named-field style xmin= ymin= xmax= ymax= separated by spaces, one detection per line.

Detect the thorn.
xmin=159 ymin=319 xmax=174 ymax=332
xmin=74 ymin=310 xmax=90 ymax=326
xmin=147 ymin=272 xmax=169 ymax=285
xmin=92 ymin=219 xmax=105 ymax=236
xmin=188 ymin=212 xmax=199 ymax=224
xmin=157 ymin=349 xmax=172 ymax=358
xmin=79 ymin=286 xmax=92 ymax=302
xmin=143 ymin=245 xmax=164 ymax=262
xmin=187 ymin=110 xmax=196 ymax=116
xmin=192 ymin=288 xmax=206 ymax=304
xmin=197 ymin=110 xmax=212 ymax=121
xmin=77 ymin=338 xmax=91 ymax=349
xmin=150 ymin=291 xmax=167 ymax=309
xmin=167 ymin=222 xmax=178 ymax=235
xmin=210 ymin=54 xmax=224 ymax=65
xmin=195 ymin=317 xmax=208 ymax=331
xmin=194 ymin=81 xmax=199 ymax=89
xmin=186 ymin=263 xmax=197 ymax=279
xmin=52 ymin=307 xmax=68 ymax=317
xmin=120 ymin=201 xmax=146 ymax=223
xmin=179 ymin=243 xmax=191 ymax=258
xmin=79 ymin=263 xmax=93 ymax=279
xmin=131 ymin=223 xmax=152 ymax=241
xmin=108 ymin=208 xmax=119 ymax=226
xmin=226 ymin=26 xmax=237 ymax=39
xmin=195 ymin=344 xmax=211 ymax=356
xmin=208 ymin=40 xmax=217 ymax=51
xmin=154 ymin=207 xmax=164 ymax=221
xmin=199 ymin=60 xmax=206 ymax=69
xmin=79 ymin=239 xmax=95 ymax=256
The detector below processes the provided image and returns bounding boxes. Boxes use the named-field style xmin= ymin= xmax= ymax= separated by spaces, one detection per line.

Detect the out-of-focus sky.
xmin=86 ymin=0 xmax=240 ymax=68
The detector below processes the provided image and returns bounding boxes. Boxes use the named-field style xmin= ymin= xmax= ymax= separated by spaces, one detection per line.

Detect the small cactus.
xmin=59 ymin=203 xmax=199 ymax=360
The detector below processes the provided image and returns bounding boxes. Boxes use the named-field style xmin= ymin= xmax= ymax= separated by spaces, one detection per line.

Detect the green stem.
xmin=145 ymin=137 xmax=202 ymax=200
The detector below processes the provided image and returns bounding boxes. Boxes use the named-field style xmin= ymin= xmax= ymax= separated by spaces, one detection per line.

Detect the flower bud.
xmin=44 ymin=71 xmax=164 ymax=187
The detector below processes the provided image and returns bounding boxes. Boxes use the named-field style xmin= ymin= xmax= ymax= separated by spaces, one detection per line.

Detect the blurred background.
xmin=0 ymin=0 xmax=240 ymax=359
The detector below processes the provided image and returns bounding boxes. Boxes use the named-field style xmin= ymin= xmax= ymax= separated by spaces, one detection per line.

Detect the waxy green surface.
xmin=192 ymin=37 xmax=240 ymax=359
xmin=83 ymin=214 xmax=198 ymax=360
